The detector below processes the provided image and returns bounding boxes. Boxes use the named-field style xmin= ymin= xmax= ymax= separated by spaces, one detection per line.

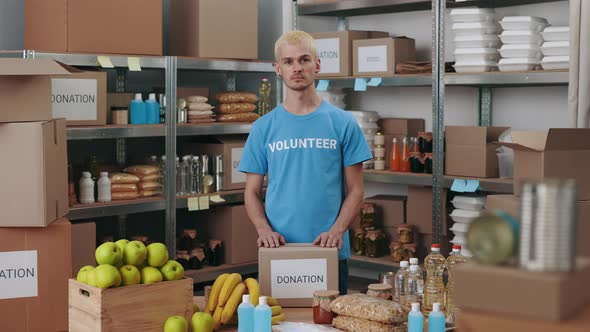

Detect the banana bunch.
xmin=206 ymin=273 xmax=285 ymax=329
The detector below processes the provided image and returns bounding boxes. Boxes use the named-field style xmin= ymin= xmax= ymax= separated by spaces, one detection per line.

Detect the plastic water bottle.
xmin=257 ymin=78 xmax=271 ymax=116
xmin=79 ymin=172 xmax=95 ymax=204
xmin=238 ymin=294 xmax=255 ymax=332
xmin=145 ymin=93 xmax=160 ymax=124
xmin=445 ymin=244 xmax=469 ymax=318
xmin=408 ymin=302 xmax=424 ymax=332
xmin=424 ymin=244 xmax=446 ymax=315
xmin=97 ymin=172 xmax=111 ymax=203
xmin=409 ymin=257 xmax=424 ymax=299
xmin=405 ymin=264 xmax=421 ymax=306
xmin=394 ymin=260 xmax=409 ymax=304
xmin=254 ymin=296 xmax=272 ymax=332
xmin=130 ymin=93 xmax=146 ymax=124
xmin=428 ymin=303 xmax=446 ymax=332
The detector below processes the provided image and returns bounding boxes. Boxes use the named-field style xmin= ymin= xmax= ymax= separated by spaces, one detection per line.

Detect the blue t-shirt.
xmin=238 ymin=101 xmax=372 ymax=259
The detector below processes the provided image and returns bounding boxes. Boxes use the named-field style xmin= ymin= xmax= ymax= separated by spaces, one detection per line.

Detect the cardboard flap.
xmin=0 ymin=59 xmax=72 ymax=76
xmin=501 ymin=131 xmax=549 ymax=151
xmin=446 ymin=126 xmax=509 ymax=145
xmin=486 ymin=127 xmax=510 ymax=141
xmin=545 ymin=128 xmax=590 ymax=150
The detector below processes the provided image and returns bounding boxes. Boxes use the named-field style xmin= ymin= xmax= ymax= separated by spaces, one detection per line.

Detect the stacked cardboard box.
xmin=406 ymin=186 xmax=449 ymax=260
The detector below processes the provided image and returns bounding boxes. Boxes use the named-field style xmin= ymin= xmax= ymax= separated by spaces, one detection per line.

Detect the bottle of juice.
xmin=445 ymin=244 xmax=469 ymax=318
xmin=390 ymin=138 xmax=401 ymax=171
xmin=423 ymin=244 xmax=446 ymax=315
xmin=400 ymin=137 xmax=410 ymax=172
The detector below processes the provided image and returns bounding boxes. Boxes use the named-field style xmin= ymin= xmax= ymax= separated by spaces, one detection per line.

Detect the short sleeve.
xmin=238 ymin=124 xmax=268 ymax=175
xmin=342 ymin=117 xmax=373 ymax=167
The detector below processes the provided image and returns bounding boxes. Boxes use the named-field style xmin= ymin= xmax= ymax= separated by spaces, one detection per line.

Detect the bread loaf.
xmin=215 ymin=92 xmax=258 ymax=104
xmin=188 ymin=103 xmax=213 ymax=111
xmin=112 ymin=191 xmax=139 ymax=200
xmin=330 ymin=294 xmax=408 ymax=324
xmin=187 ymin=96 xmax=208 ymax=103
xmin=139 ymin=190 xmax=161 ymax=197
xmin=137 ymin=173 xmax=160 ymax=182
xmin=216 ymin=112 xmax=260 ymax=123
xmin=137 ymin=181 xmax=161 ymax=191
xmin=218 ymin=103 xmax=257 ymax=114
xmin=332 ymin=316 xmax=406 ymax=332
xmin=109 ymin=173 xmax=140 ymax=184
xmin=111 ymin=183 xmax=138 ymax=193
xmin=124 ymin=165 xmax=159 ymax=176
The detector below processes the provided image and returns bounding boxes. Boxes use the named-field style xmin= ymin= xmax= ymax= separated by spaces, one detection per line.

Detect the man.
xmin=238 ymin=30 xmax=372 ymax=295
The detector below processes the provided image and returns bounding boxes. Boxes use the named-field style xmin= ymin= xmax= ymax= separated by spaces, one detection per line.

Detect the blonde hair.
xmin=274 ymin=30 xmax=317 ymax=62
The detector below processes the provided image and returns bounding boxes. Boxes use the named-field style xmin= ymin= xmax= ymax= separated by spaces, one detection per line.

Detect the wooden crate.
xmin=69 ymin=277 xmax=193 ymax=332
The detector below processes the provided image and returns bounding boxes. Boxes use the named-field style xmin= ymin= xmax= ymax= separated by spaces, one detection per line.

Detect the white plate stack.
xmin=317 ymin=88 xmax=347 ymax=109
xmin=541 ymin=27 xmax=570 ymax=70
xmin=449 ymin=195 xmax=487 ymax=257
xmin=498 ymin=16 xmax=549 ymax=71
xmin=450 ymin=8 xmax=501 ymax=73
xmin=348 ymin=110 xmax=380 ymax=169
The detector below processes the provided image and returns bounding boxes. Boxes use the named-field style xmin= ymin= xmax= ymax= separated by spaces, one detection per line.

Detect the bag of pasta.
xmin=330 ymin=294 xmax=408 ymax=324
xmin=332 ymin=316 xmax=407 ymax=332
xmin=215 ymin=92 xmax=258 ymax=104
xmin=124 ymin=165 xmax=159 ymax=176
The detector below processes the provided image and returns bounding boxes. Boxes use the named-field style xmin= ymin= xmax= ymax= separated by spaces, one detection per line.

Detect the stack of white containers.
xmin=317 ymin=88 xmax=347 ymax=109
xmin=449 ymin=196 xmax=487 ymax=257
xmin=450 ymin=8 xmax=501 ymax=73
xmin=541 ymin=26 xmax=570 ymax=70
xmin=347 ymin=110 xmax=380 ymax=169
xmin=498 ymin=16 xmax=549 ymax=71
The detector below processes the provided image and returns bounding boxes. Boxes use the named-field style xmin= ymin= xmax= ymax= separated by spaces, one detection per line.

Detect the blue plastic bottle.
xmin=254 ymin=296 xmax=272 ymax=332
xmin=408 ymin=302 xmax=424 ymax=332
xmin=145 ymin=93 xmax=160 ymax=124
xmin=130 ymin=93 xmax=146 ymax=124
xmin=428 ymin=303 xmax=446 ymax=332
xmin=237 ymin=294 xmax=254 ymax=332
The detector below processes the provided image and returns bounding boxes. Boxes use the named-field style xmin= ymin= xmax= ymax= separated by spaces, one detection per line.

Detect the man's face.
xmin=275 ymin=43 xmax=320 ymax=91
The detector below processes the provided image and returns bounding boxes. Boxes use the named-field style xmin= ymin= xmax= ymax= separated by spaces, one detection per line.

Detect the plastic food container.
xmin=498 ymin=58 xmax=541 ymax=72
xmin=452 ymin=22 xmax=500 ymax=36
xmin=454 ymin=48 xmax=500 ymax=62
xmin=453 ymin=34 xmax=501 ymax=48
xmin=453 ymin=60 xmax=498 ymax=73
xmin=461 ymin=248 xmax=473 ymax=257
xmin=451 ymin=196 xmax=487 ymax=211
xmin=497 ymin=147 xmax=514 ymax=178
xmin=541 ymin=56 xmax=569 ymax=70
xmin=541 ymin=41 xmax=569 ymax=56
xmin=450 ymin=223 xmax=470 ymax=234
xmin=499 ymin=30 xmax=543 ymax=45
xmin=450 ymin=209 xmax=483 ymax=223
xmin=499 ymin=44 xmax=542 ymax=59
xmin=347 ymin=110 xmax=379 ymax=123
xmin=542 ymin=26 xmax=569 ymax=41
xmin=499 ymin=16 xmax=549 ymax=32
xmin=450 ymin=234 xmax=466 ymax=245
xmin=449 ymin=8 xmax=495 ymax=23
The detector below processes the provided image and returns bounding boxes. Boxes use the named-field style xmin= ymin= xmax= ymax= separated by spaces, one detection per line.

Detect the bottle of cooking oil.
xmin=257 ymin=78 xmax=271 ymax=116
xmin=445 ymin=244 xmax=468 ymax=318
xmin=423 ymin=244 xmax=446 ymax=315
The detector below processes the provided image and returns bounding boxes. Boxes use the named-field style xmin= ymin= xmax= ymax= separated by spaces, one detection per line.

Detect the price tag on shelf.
xmin=316 ymin=80 xmax=330 ymax=91
xmin=127 ymin=57 xmax=142 ymax=71
xmin=209 ymin=195 xmax=225 ymax=203
xmin=187 ymin=197 xmax=200 ymax=211
xmin=354 ymin=78 xmax=367 ymax=91
xmin=199 ymin=196 xmax=210 ymax=210
xmin=97 ymin=56 xmax=114 ymax=68
xmin=367 ymin=77 xmax=383 ymax=87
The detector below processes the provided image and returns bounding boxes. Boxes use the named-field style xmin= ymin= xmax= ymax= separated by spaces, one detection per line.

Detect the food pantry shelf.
xmin=349 ymin=254 xmax=399 ymax=280
xmin=67 ymin=123 xmax=252 ymax=140
xmin=185 ymin=262 xmax=258 ymax=283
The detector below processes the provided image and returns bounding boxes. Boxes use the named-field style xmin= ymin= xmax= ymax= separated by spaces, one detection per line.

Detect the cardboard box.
xmin=353 ymin=37 xmax=416 ymax=77
xmin=69 ymin=278 xmax=193 ymax=331
xmin=407 ymin=186 xmax=447 ymax=235
xmin=379 ymin=118 xmax=425 ymax=136
xmin=206 ymin=205 xmax=258 ymax=265
xmin=0 ymin=119 xmax=68 ymax=227
xmin=454 ymin=258 xmax=590 ymax=321
xmin=51 ymin=70 xmax=107 ymax=126
xmin=171 ymin=0 xmax=258 ymax=59
xmin=0 ymin=219 xmax=73 ymax=332
xmin=259 ymin=244 xmax=338 ymax=307
xmin=485 ymin=194 xmax=590 ymax=257
xmin=68 ymin=0 xmax=162 ymax=55
xmin=312 ymin=30 xmax=389 ymax=77
xmin=71 ymin=222 xmax=96 ymax=276
xmin=183 ymin=136 xmax=247 ymax=191
xmin=500 ymin=129 xmax=590 ymax=200
xmin=0 ymin=59 xmax=71 ymax=123
xmin=456 ymin=305 xmax=590 ymax=332
xmin=364 ymin=195 xmax=406 ymax=228
xmin=24 ymin=0 xmax=68 ymax=52
xmin=445 ymin=126 xmax=510 ymax=178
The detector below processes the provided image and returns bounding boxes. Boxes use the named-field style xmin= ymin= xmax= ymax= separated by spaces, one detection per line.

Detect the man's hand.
xmin=257 ymin=229 xmax=286 ymax=248
xmin=313 ymin=229 xmax=345 ymax=249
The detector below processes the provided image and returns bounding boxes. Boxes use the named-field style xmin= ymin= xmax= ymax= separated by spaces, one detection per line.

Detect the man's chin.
xmin=286 ymin=82 xmax=313 ymax=91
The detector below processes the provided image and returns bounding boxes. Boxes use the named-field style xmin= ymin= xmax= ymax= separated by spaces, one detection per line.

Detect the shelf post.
xmin=478 ymin=87 xmax=493 ymax=126
xmin=165 ymin=56 xmax=178 ymax=258
xmin=431 ymin=0 xmax=446 ymax=245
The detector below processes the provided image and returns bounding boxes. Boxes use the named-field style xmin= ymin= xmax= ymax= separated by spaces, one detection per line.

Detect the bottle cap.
xmin=161 ymin=155 xmax=166 ymax=161
xmin=182 ymin=155 xmax=191 ymax=161
xmin=192 ymin=156 xmax=200 ymax=162
xmin=392 ymin=138 xmax=398 ymax=143
xmin=148 ymin=93 xmax=156 ymax=101
xmin=262 ymin=78 xmax=268 ymax=82
xmin=411 ymin=303 xmax=420 ymax=312
xmin=431 ymin=244 xmax=441 ymax=252
xmin=134 ymin=93 xmax=142 ymax=101
xmin=100 ymin=172 xmax=108 ymax=177
xmin=409 ymin=257 xmax=419 ymax=265
xmin=242 ymin=294 xmax=251 ymax=304
xmin=433 ymin=303 xmax=441 ymax=312
xmin=452 ymin=244 xmax=462 ymax=250
xmin=82 ymin=171 xmax=91 ymax=177
xmin=410 ymin=265 xmax=418 ymax=272
xmin=258 ymin=296 xmax=267 ymax=306
xmin=400 ymin=261 xmax=409 ymax=268
xmin=150 ymin=155 xmax=157 ymax=160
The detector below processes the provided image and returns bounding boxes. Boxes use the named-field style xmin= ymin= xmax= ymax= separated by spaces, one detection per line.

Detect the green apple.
xmin=86 ymin=269 xmax=97 ymax=287
xmin=115 ymin=239 xmax=129 ymax=255
xmin=124 ymin=240 xmax=147 ymax=266
xmin=191 ymin=312 xmax=214 ymax=332
xmin=163 ymin=315 xmax=188 ymax=332
xmin=146 ymin=242 xmax=169 ymax=268
xmin=94 ymin=264 xmax=122 ymax=289
xmin=76 ymin=265 xmax=95 ymax=284
xmin=119 ymin=265 xmax=141 ymax=286
xmin=140 ymin=266 xmax=163 ymax=284
xmin=160 ymin=260 xmax=184 ymax=281
xmin=95 ymin=242 xmax=123 ymax=266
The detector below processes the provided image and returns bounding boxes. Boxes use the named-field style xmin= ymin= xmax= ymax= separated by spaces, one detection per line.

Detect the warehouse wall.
xmin=0 ymin=0 xmax=23 ymax=50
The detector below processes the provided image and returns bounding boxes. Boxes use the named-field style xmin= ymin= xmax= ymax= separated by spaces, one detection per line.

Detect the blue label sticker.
xmin=367 ymin=77 xmax=383 ymax=87
xmin=316 ymin=79 xmax=330 ymax=91
xmin=450 ymin=179 xmax=467 ymax=193
xmin=464 ymin=180 xmax=480 ymax=192
xmin=354 ymin=78 xmax=368 ymax=91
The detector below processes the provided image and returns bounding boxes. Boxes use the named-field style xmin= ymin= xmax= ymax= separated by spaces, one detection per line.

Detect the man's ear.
xmin=315 ymin=57 xmax=321 ymax=74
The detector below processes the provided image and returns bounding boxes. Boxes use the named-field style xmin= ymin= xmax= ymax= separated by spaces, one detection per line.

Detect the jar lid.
xmin=375 ymin=157 xmax=384 ymax=161
xmin=397 ymin=224 xmax=413 ymax=231
xmin=376 ymin=132 xmax=384 ymax=136
xmin=368 ymin=283 xmax=392 ymax=291
xmin=313 ymin=290 xmax=339 ymax=298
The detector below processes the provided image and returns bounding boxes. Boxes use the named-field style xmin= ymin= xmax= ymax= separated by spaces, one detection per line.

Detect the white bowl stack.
xmin=541 ymin=26 xmax=570 ymax=70
xmin=449 ymin=195 xmax=487 ymax=257
xmin=498 ymin=16 xmax=549 ymax=72
xmin=450 ymin=8 xmax=501 ymax=73
xmin=317 ymin=88 xmax=347 ymax=109
xmin=348 ymin=110 xmax=380 ymax=169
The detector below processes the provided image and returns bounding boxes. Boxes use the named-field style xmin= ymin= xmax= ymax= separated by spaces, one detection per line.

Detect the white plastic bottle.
xmin=79 ymin=172 xmax=95 ymax=204
xmin=97 ymin=172 xmax=111 ymax=203
xmin=409 ymin=257 xmax=425 ymax=299
xmin=405 ymin=264 xmax=421 ymax=305
xmin=408 ymin=302 xmax=424 ymax=332
xmin=238 ymin=294 xmax=255 ymax=332
xmin=254 ymin=296 xmax=272 ymax=332
xmin=394 ymin=260 xmax=409 ymax=304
